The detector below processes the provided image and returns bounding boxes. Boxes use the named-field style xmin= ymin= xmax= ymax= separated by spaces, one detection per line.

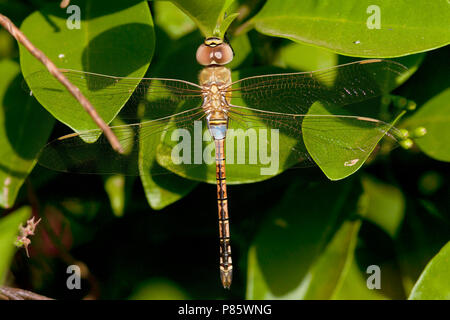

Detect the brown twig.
xmin=60 ymin=0 xmax=71 ymax=9
xmin=0 ymin=286 xmax=54 ymax=300
xmin=0 ymin=13 xmax=124 ymax=154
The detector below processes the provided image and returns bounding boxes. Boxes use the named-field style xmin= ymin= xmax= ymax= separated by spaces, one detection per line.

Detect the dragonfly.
xmin=26 ymin=36 xmax=407 ymax=289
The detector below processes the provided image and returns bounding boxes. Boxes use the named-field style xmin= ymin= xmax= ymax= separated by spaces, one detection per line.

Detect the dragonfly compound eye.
xmin=196 ymin=43 xmax=234 ymax=66
xmin=213 ymin=43 xmax=234 ymax=65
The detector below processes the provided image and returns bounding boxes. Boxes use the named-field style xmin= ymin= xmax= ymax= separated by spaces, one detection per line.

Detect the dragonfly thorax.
xmin=199 ymin=66 xmax=232 ymax=127
xmin=199 ymin=66 xmax=231 ymax=141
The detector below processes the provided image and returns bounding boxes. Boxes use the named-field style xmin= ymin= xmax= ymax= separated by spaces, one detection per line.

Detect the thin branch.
xmin=0 ymin=13 xmax=124 ymax=154
xmin=0 ymin=286 xmax=54 ymax=300
xmin=60 ymin=0 xmax=71 ymax=9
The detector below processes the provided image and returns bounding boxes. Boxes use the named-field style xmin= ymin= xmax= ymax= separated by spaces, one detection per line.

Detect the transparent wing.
xmin=228 ymin=60 xmax=407 ymax=115
xmin=25 ymin=69 xmax=204 ymax=122
xmin=219 ymin=59 xmax=406 ymax=179
xmin=35 ymin=61 xmax=405 ymax=180
xmin=37 ymin=107 xmax=210 ymax=176
xmin=225 ymin=105 xmax=402 ymax=179
xmin=38 ymin=106 xmax=399 ymax=179
xmin=29 ymin=69 xmax=209 ymax=176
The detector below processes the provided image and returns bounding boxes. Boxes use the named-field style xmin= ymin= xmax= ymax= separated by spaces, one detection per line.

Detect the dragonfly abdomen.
xmin=215 ymin=138 xmax=233 ymax=289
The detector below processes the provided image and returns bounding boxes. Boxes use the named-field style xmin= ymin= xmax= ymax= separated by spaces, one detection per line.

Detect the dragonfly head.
xmin=196 ymin=37 xmax=234 ymax=66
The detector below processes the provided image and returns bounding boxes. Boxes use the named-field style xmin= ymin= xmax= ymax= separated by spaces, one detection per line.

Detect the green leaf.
xmin=302 ymin=220 xmax=362 ymax=299
xmin=0 ymin=60 xmax=54 ymax=208
xmin=275 ymin=42 xmax=339 ymax=71
xmin=139 ymin=32 xmax=201 ymax=209
xmin=20 ymin=0 xmax=154 ymax=135
xmin=333 ymin=213 xmax=408 ymax=299
xmin=395 ymin=202 xmax=450 ymax=297
xmin=274 ymin=43 xmax=424 ymax=85
xmin=154 ymin=1 xmax=196 ymax=39
xmin=409 ymin=241 xmax=450 ymax=300
xmin=169 ymin=0 xmax=235 ymax=37
xmin=141 ymin=175 xmax=198 ymax=211
xmin=361 ymin=175 xmax=405 ymax=237
xmin=331 ymin=258 xmax=389 ymax=300
xmin=395 ymin=48 xmax=449 ymax=108
xmin=253 ymin=0 xmax=450 ymax=58
xmin=0 ymin=28 xmax=17 ymax=60
xmin=216 ymin=12 xmax=239 ymax=39
xmin=140 ymin=137 xmax=198 ymax=210
xmin=104 ymin=175 xmax=126 ymax=217
xmin=246 ymin=179 xmax=361 ymax=299
xmin=0 ymin=206 xmax=31 ymax=284
xmin=128 ymin=278 xmax=189 ymax=300
xmin=227 ymin=33 xmax=252 ymax=70
xmin=272 ymin=47 xmax=402 ymax=182
xmin=303 ymin=101 xmax=402 ymax=181
xmin=390 ymin=53 xmax=426 ymax=86
xmin=402 ymin=89 xmax=450 ymax=162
